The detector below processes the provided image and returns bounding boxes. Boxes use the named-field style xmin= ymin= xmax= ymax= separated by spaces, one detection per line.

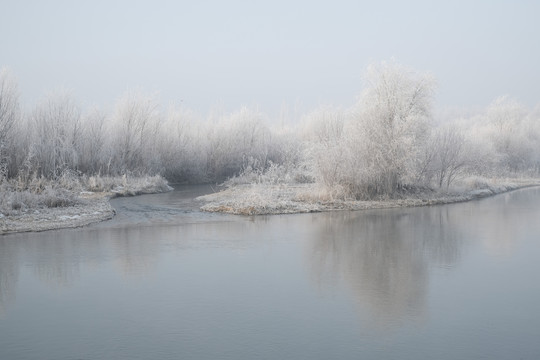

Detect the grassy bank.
xmin=197 ymin=177 xmax=540 ymax=215
xmin=0 ymin=175 xmax=172 ymax=235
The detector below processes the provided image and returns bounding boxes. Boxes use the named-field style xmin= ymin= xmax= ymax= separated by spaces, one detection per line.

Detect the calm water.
xmin=1 ymin=186 xmax=540 ymax=360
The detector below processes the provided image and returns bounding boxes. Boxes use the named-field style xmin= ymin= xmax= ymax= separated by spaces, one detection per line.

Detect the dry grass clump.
xmin=294 ymin=183 xmax=355 ymax=203
xmin=1 ymin=173 xmax=171 ymax=217
xmin=198 ymin=183 xmax=324 ymax=215
xmin=0 ymin=181 xmax=81 ymax=216
xmin=224 ymin=161 xmax=312 ymax=187
xmin=82 ymin=174 xmax=172 ymax=196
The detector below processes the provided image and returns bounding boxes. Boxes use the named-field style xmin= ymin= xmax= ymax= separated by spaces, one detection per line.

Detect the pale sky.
xmin=1 ymin=0 xmax=539 ymax=117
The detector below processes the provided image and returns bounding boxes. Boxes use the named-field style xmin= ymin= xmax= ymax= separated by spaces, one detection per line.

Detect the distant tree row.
xmin=1 ymin=63 xmax=539 ymax=197
xmin=0 ymin=68 xmax=296 ymax=185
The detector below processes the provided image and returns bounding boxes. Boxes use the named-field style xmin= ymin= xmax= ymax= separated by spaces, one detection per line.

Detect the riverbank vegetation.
xmin=2 ymin=61 xmax=540 ymax=222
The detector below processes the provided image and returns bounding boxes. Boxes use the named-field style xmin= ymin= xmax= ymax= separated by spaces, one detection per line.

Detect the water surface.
xmin=1 ymin=186 xmax=540 ymax=359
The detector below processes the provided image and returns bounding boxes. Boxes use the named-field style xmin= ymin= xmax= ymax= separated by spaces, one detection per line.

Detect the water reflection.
xmin=30 ymin=237 xmax=81 ymax=288
xmin=470 ymin=191 xmax=536 ymax=258
xmin=0 ymin=225 xmax=163 ymax=312
xmin=0 ymin=216 xmax=266 ymax=314
xmin=308 ymin=206 xmax=463 ymax=329
xmin=0 ymin=239 xmax=19 ymax=316
xmin=1 ymin=187 xmax=539 ymax=329
xmin=307 ymin=187 xmax=540 ymax=329
xmin=110 ymin=227 xmax=160 ymax=277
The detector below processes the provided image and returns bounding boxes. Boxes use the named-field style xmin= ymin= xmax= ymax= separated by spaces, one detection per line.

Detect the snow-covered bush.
xmin=302 ymin=106 xmax=348 ymax=189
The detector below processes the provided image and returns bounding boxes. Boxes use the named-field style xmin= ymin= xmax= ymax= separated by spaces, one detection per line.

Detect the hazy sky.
xmin=1 ymin=0 xmax=539 ymax=117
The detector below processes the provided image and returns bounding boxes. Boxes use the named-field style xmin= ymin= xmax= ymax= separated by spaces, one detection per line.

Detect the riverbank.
xmin=0 ymin=175 xmax=172 ymax=235
xmin=0 ymin=193 xmax=115 ymax=234
xmin=197 ymin=178 xmax=540 ymax=215
xmin=4 ymin=176 xmax=539 ymax=234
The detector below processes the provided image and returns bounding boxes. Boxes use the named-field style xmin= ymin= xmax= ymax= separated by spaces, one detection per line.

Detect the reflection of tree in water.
xmin=0 ymin=226 xmax=163 ymax=314
xmin=29 ymin=236 xmax=81 ymax=287
xmin=0 ymin=218 xmax=262 ymax=314
xmin=111 ymin=227 xmax=160 ymax=277
xmin=0 ymin=237 xmax=19 ymax=316
xmin=467 ymin=190 xmax=540 ymax=257
xmin=309 ymin=206 xmax=463 ymax=329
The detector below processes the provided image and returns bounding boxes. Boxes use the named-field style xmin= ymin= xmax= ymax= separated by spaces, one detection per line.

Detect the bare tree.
xmin=432 ymin=125 xmax=467 ymax=189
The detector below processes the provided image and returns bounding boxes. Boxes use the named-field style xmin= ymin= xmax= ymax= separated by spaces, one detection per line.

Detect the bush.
xmin=0 ymin=182 xmax=80 ymax=215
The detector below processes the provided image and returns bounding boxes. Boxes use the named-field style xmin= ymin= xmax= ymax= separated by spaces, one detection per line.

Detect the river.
xmin=1 ymin=185 xmax=540 ymax=359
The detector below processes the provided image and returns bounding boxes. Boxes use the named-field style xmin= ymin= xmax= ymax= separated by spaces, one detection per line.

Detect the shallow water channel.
xmin=1 ymin=185 xmax=540 ymax=359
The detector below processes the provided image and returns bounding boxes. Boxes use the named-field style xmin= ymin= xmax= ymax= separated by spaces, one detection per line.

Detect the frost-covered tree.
xmin=2 ymin=63 xmax=540 ymax=191
xmin=79 ymin=108 xmax=106 ymax=174
xmin=206 ymin=107 xmax=270 ymax=180
xmin=0 ymin=68 xmax=20 ymax=179
xmin=158 ymin=106 xmax=207 ymax=182
xmin=350 ymin=61 xmax=435 ymax=197
xmin=109 ymin=91 xmax=162 ymax=174
xmin=29 ymin=91 xmax=82 ymax=178
xmin=267 ymin=124 xmax=305 ymax=181
xmin=484 ymin=96 xmax=531 ymax=172
xmin=302 ymin=106 xmax=347 ymax=188
xmin=524 ymin=106 xmax=540 ymax=173
xmin=431 ymin=124 xmax=467 ymax=189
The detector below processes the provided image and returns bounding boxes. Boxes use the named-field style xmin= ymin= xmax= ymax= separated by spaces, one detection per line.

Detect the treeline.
xmin=0 ymin=68 xmax=298 ymax=185
xmin=1 ymin=63 xmax=540 ymax=199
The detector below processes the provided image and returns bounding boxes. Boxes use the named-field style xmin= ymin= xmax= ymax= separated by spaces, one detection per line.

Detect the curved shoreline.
xmin=1 ymin=176 xmax=174 ymax=235
xmin=197 ymin=181 xmax=540 ymax=215
xmin=0 ymin=192 xmax=116 ymax=235
xmin=2 ymin=181 xmax=539 ymax=235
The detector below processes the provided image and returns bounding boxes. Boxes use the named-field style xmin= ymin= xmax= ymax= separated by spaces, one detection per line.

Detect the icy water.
xmin=1 ymin=186 xmax=540 ymax=360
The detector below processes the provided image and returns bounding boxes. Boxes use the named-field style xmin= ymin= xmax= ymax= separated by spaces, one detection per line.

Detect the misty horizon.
xmin=2 ymin=0 xmax=539 ymax=118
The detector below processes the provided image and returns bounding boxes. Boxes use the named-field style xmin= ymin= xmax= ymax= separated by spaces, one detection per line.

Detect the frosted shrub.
xmin=80 ymin=174 xmax=171 ymax=196
xmin=224 ymin=161 xmax=299 ymax=187
xmin=206 ymin=107 xmax=271 ymax=181
xmin=459 ymin=175 xmax=491 ymax=190
xmin=57 ymin=169 xmax=83 ymax=192
xmin=0 ymin=181 xmax=80 ymax=215
xmin=302 ymin=106 xmax=348 ymax=188
xmin=40 ymin=186 xmax=79 ymax=208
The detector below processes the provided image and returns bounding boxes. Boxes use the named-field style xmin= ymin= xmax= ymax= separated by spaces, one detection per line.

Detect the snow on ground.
xmin=0 ymin=176 xmax=173 ymax=235
xmin=197 ymin=179 xmax=540 ymax=215
xmin=0 ymin=193 xmax=115 ymax=234
xmin=2 ymin=177 xmax=538 ymax=234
